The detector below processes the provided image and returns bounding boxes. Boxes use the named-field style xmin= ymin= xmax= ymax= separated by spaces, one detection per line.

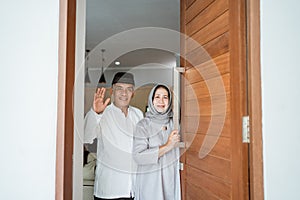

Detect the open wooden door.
xmin=180 ymin=0 xmax=249 ymax=199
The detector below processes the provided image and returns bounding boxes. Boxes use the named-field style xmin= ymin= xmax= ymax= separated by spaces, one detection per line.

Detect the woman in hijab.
xmin=133 ymin=84 xmax=181 ymax=200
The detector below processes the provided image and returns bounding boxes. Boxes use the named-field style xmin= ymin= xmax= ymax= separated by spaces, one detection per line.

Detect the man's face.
xmin=112 ymin=83 xmax=134 ymax=108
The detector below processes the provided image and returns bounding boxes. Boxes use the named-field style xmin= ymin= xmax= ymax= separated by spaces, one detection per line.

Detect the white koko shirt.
xmin=84 ymin=103 xmax=143 ymax=199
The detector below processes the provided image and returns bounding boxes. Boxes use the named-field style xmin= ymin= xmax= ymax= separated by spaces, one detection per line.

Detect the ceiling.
xmin=85 ymin=0 xmax=180 ymax=68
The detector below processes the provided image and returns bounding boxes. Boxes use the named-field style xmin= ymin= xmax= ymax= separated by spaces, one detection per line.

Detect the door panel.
xmin=186 ymin=0 xmax=228 ymax=37
xmin=180 ymin=0 xmax=249 ymax=199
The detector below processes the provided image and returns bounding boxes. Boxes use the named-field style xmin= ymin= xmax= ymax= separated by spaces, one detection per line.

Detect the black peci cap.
xmin=111 ymin=72 xmax=135 ymax=86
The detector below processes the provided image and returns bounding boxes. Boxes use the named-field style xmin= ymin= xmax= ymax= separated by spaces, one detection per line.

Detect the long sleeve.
xmin=133 ymin=123 xmax=159 ymax=165
xmin=84 ymin=108 xmax=102 ymax=144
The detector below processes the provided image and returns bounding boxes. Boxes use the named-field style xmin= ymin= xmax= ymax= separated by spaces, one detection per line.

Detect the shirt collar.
xmin=111 ymin=102 xmax=131 ymax=115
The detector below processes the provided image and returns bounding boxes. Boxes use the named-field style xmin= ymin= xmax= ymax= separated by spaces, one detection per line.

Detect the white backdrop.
xmin=261 ymin=0 xmax=300 ymax=199
xmin=0 ymin=0 xmax=59 ymax=199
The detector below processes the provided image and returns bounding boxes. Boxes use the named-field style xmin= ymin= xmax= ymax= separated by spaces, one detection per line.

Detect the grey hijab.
xmin=145 ymin=84 xmax=173 ymax=124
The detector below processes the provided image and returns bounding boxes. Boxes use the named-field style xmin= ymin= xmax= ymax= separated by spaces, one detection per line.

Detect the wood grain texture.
xmin=186 ymin=151 xmax=231 ymax=181
xmin=56 ymin=0 xmax=76 ymax=199
xmin=186 ymin=10 xmax=229 ymax=52
xmin=185 ymin=52 xmax=230 ymax=85
xmin=228 ymin=0 xmax=249 ymax=199
xmin=186 ymin=0 xmax=228 ymax=36
xmin=183 ymin=115 xmax=231 ymax=137
xmin=186 ymin=0 xmax=197 ymax=9
xmin=181 ymin=0 xmax=249 ymax=199
xmin=185 ymin=133 xmax=231 ymax=159
xmin=186 ymin=166 xmax=232 ymax=199
xmin=186 ymin=0 xmax=215 ymax=23
xmin=247 ymin=0 xmax=264 ymax=199
xmin=186 ymin=181 xmax=220 ymax=200
xmin=185 ymin=95 xmax=230 ymax=116
xmin=185 ymin=73 xmax=230 ymax=100
xmin=186 ymin=32 xmax=229 ymax=68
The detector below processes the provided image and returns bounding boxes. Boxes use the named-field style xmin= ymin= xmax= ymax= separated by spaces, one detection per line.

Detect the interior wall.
xmin=86 ymin=66 xmax=173 ymax=88
xmin=85 ymin=67 xmax=173 ymax=114
xmin=0 ymin=0 xmax=59 ymax=199
xmin=261 ymin=1 xmax=300 ymax=199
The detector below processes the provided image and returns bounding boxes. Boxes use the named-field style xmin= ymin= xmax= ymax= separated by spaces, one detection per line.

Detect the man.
xmin=84 ymin=72 xmax=143 ymax=200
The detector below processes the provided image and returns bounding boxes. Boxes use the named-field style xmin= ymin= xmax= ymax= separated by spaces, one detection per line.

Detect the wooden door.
xmin=180 ymin=0 xmax=249 ymax=199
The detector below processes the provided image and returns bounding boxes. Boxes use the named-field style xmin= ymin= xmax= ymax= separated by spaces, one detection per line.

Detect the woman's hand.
xmin=158 ymin=129 xmax=180 ymax=157
xmin=93 ymin=87 xmax=110 ymax=114
xmin=166 ymin=130 xmax=180 ymax=149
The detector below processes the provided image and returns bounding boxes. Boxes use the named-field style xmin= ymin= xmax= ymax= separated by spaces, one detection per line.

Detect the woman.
xmin=133 ymin=84 xmax=181 ymax=200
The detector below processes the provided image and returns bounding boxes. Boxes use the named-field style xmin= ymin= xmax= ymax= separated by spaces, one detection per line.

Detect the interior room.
xmin=82 ymin=0 xmax=180 ymax=199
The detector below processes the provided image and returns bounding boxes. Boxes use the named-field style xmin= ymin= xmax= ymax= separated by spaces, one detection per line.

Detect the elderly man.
xmin=84 ymin=72 xmax=143 ymax=200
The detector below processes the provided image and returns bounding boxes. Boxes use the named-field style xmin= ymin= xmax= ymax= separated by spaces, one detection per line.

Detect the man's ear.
xmin=109 ymin=87 xmax=113 ymax=96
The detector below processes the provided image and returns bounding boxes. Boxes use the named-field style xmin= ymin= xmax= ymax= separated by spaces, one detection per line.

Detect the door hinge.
xmin=242 ymin=116 xmax=250 ymax=143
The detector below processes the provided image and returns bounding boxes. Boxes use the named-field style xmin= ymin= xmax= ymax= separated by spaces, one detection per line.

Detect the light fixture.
xmin=98 ymin=49 xmax=106 ymax=85
xmin=115 ymin=61 xmax=120 ymax=66
xmin=85 ymin=50 xmax=91 ymax=84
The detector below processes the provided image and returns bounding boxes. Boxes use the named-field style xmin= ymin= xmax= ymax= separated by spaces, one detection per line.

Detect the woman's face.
xmin=152 ymin=87 xmax=169 ymax=113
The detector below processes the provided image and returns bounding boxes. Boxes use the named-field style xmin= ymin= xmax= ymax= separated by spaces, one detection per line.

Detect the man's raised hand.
xmin=93 ymin=87 xmax=110 ymax=114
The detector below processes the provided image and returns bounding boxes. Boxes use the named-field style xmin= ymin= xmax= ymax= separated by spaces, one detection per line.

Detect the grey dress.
xmin=133 ymin=84 xmax=181 ymax=200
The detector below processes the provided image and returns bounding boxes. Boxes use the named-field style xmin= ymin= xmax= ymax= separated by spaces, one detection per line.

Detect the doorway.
xmin=56 ymin=1 xmax=263 ymax=199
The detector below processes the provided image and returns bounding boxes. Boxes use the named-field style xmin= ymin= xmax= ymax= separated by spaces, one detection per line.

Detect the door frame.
xmin=56 ymin=0 xmax=76 ymax=199
xmin=55 ymin=0 xmax=264 ymax=199
xmin=247 ymin=0 xmax=264 ymax=199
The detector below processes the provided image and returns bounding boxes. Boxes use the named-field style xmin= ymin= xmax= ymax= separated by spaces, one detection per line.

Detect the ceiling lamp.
xmin=85 ymin=50 xmax=91 ymax=84
xmin=98 ymin=49 xmax=106 ymax=84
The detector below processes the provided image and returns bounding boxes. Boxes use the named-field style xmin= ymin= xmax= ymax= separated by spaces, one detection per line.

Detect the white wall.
xmin=0 ymin=1 xmax=59 ymax=199
xmin=86 ymin=66 xmax=173 ymax=88
xmin=261 ymin=0 xmax=300 ymax=199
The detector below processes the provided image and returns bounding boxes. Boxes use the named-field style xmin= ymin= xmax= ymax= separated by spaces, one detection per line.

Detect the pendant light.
xmin=98 ymin=49 xmax=106 ymax=84
xmin=85 ymin=49 xmax=91 ymax=83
